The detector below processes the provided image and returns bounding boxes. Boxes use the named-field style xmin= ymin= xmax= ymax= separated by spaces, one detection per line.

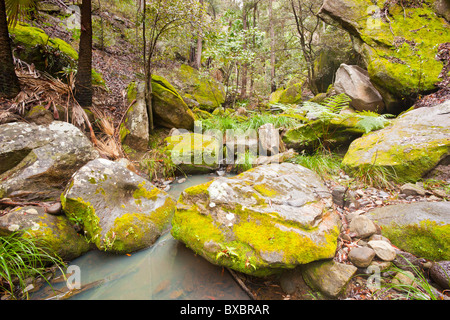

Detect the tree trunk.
xmin=74 ymin=0 xmax=93 ymax=107
xmin=195 ymin=0 xmax=203 ymax=70
xmin=0 ymin=0 xmax=20 ymax=99
xmin=240 ymin=4 xmax=248 ymax=99
xmin=269 ymin=0 xmax=276 ymax=93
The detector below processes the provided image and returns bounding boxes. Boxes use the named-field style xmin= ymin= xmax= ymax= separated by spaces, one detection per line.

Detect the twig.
xmin=226 ymin=267 xmax=256 ymax=300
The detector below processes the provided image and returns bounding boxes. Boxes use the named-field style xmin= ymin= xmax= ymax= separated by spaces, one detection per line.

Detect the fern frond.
xmin=355 ymin=112 xmax=393 ymax=133
xmin=320 ymin=93 xmax=351 ymax=113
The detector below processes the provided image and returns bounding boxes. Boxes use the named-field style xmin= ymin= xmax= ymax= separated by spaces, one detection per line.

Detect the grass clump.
xmin=287 ymin=151 xmax=343 ymax=180
xmin=0 ymin=232 xmax=66 ymax=300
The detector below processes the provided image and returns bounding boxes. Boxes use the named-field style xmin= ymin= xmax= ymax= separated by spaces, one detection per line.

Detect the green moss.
xmin=10 ymin=23 xmax=78 ymax=60
xmin=133 ymin=181 xmax=161 ymax=201
xmin=61 ymin=195 xmax=102 ymax=248
xmin=109 ymin=197 xmax=176 ymax=253
xmin=253 ymin=184 xmax=278 ymax=197
xmin=178 ymin=64 xmax=225 ymax=110
xmin=379 ymin=220 xmax=450 ymax=261
xmin=343 ymin=135 xmax=450 ymax=182
xmin=359 ymin=3 xmax=449 ymax=96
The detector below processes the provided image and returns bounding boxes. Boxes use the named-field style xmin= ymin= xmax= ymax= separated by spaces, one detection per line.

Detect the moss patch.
xmin=380 ymin=220 xmax=450 ymax=261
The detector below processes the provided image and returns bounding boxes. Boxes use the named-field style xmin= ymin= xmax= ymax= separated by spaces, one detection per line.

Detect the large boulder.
xmin=342 ymin=100 xmax=450 ymax=182
xmin=269 ymin=83 xmax=305 ymax=105
xmin=0 ymin=206 xmax=90 ymax=261
xmin=165 ymin=64 xmax=226 ymax=111
xmin=151 ymin=75 xmax=196 ymax=130
xmin=319 ymin=0 xmax=450 ymax=112
xmin=164 ymin=132 xmax=222 ymax=174
xmin=334 ymin=64 xmax=385 ymax=113
xmin=368 ymin=202 xmax=450 ymax=261
xmin=282 ymin=110 xmax=372 ymax=152
xmin=9 ymin=23 xmax=104 ymax=86
xmin=10 ymin=23 xmax=78 ymax=76
xmin=171 ymin=162 xmax=341 ymax=276
xmin=61 ymin=158 xmax=176 ymax=254
xmin=0 ymin=121 xmax=99 ymax=201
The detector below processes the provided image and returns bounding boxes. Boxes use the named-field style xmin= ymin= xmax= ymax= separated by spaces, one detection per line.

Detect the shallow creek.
xmin=32 ymin=174 xmax=249 ymax=300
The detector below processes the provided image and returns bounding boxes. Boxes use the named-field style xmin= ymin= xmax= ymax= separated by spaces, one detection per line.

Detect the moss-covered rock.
xmin=151 ymin=75 xmax=196 ymax=130
xmin=174 ymin=64 xmax=225 ymax=111
xmin=269 ymin=83 xmax=304 ymax=105
xmin=282 ymin=112 xmax=370 ymax=152
xmin=164 ymin=132 xmax=221 ymax=174
xmin=342 ymin=100 xmax=450 ymax=182
xmin=171 ymin=162 xmax=341 ymax=276
xmin=120 ymin=82 xmax=149 ymax=158
xmin=368 ymin=202 xmax=450 ymax=261
xmin=320 ymin=0 xmax=450 ymax=112
xmin=0 ymin=206 xmax=90 ymax=261
xmin=9 ymin=23 xmax=105 ymax=85
xmin=61 ymin=158 xmax=176 ymax=254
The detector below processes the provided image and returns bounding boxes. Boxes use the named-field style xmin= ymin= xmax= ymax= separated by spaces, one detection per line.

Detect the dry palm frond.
xmin=89 ymin=106 xmax=124 ymax=160
xmin=90 ymin=106 xmax=115 ymax=136
xmin=94 ymin=135 xmax=122 ymax=160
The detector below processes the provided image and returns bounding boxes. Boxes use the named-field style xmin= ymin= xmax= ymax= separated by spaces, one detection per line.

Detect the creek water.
xmin=32 ymin=173 xmax=249 ymax=300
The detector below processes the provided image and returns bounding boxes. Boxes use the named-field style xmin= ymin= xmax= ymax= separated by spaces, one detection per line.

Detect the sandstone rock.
xmin=151 ymin=75 xmax=196 ymax=130
xmin=400 ymin=183 xmax=427 ymax=196
xmin=368 ymin=202 xmax=450 ymax=261
xmin=0 ymin=121 xmax=99 ymax=201
xmin=171 ymin=162 xmax=341 ymax=276
xmin=349 ymin=215 xmax=378 ymax=239
xmin=61 ymin=158 xmax=176 ymax=254
xmin=348 ymin=246 xmax=376 ymax=268
xmin=0 ymin=206 xmax=90 ymax=260
xmin=342 ymin=100 xmax=450 ymax=182
xmin=368 ymin=240 xmax=397 ymax=262
xmin=301 ymin=260 xmax=357 ymax=298
xmin=164 ymin=133 xmax=221 ymax=174
xmin=430 ymin=261 xmax=450 ymax=290
xmin=119 ymin=82 xmax=149 ymax=157
xmin=334 ymin=64 xmax=385 ymax=112
xmin=319 ymin=0 xmax=449 ymax=112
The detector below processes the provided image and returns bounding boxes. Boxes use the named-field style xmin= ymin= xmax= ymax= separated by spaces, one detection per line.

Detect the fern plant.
xmin=354 ymin=111 xmax=395 ymax=133
xmin=320 ymin=93 xmax=352 ymax=113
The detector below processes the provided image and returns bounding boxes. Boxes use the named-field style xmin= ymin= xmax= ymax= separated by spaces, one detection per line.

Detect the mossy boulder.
xmin=0 ymin=121 xmax=99 ymax=201
xmin=61 ymin=158 xmax=176 ymax=254
xmin=368 ymin=202 xmax=450 ymax=261
xmin=171 ymin=162 xmax=341 ymax=276
xmin=282 ymin=110 xmax=371 ymax=152
xmin=269 ymin=83 xmax=304 ymax=105
xmin=320 ymin=0 xmax=450 ymax=112
xmin=9 ymin=23 xmax=105 ymax=85
xmin=164 ymin=132 xmax=221 ymax=174
xmin=171 ymin=64 xmax=225 ymax=111
xmin=342 ymin=100 xmax=450 ymax=182
xmin=0 ymin=206 xmax=90 ymax=261
xmin=151 ymin=75 xmax=196 ymax=130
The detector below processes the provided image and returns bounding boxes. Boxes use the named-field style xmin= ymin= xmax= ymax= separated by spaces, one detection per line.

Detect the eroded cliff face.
xmin=319 ymin=0 xmax=450 ymax=113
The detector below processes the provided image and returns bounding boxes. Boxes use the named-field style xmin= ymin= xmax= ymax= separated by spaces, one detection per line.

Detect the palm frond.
xmin=5 ymin=0 xmax=37 ymax=28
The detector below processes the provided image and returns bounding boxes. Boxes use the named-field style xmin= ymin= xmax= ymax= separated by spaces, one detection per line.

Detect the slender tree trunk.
xmin=269 ymin=0 xmax=276 ymax=93
xmin=195 ymin=0 xmax=203 ymax=69
xmin=240 ymin=4 xmax=248 ymax=99
xmin=142 ymin=1 xmax=154 ymax=132
xmin=74 ymin=0 xmax=93 ymax=107
xmin=0 ymin=0 xmax=21 ymax=99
